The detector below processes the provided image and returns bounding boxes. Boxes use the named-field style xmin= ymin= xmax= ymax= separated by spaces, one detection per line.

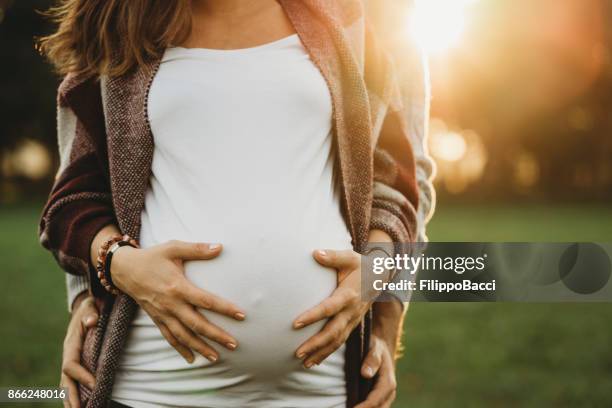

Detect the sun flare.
xmin=408 ymin=0 xmax=477 ymax=55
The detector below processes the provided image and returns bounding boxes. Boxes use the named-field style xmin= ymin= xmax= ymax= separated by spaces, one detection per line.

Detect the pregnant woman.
xmin=39 ymin=0 xmax=434 ymax=407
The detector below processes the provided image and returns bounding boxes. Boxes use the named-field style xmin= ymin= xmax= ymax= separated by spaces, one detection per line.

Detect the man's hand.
xmin=61 ymin=293 xmax=98 ymax=408
xmin=356 ymin=333 xmax=397 ymax=408
xmin=357 ymin=300 xmax=404 ymax=408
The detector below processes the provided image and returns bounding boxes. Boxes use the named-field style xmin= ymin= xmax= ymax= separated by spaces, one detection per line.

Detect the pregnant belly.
xmin=184 ymin=236 xmax=338 ymax=377
xmin=119 ymin=230 xmax=352 ymax=388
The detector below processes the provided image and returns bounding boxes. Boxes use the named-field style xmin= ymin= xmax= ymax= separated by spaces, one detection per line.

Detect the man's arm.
xmin=372 ymin=301 xmax=405 ymax=360
xmin=41 ymin=79 xmax=117 ymax=310
xmin=358 ymin=2 xmax=435 ymax=406
xmin=369 ymin=0 xmax=435 ymax=311
xmin=368 ymin=229 xmax=407 ymax=359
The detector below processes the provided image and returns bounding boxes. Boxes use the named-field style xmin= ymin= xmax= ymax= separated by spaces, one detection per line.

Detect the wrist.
xmin=369 ymin=229 xmax=393 ymax=243
xmin=373 ymin=301 xmax=404 ymax=357
xmin=108 ymin=245 xmax=138 ymax=292
xmin=90 ymin=224 xmax=121 ymax=266
xmin=94 ymin=234 xmax=139 ymax=295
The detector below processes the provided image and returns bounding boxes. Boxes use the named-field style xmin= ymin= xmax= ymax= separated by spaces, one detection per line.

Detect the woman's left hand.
xmin=293 ymin=249 xmax=370 ymax=368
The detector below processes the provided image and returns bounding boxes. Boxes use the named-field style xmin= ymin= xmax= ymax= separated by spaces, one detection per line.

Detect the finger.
xmin=354 ymin=383 xmax=389 ymax=408
xmin=379 ymin=351 xmax=397 ymax=385
xmin=156 ymin=321 xmax=195 ymax=364
xmin=178 ymin=305 xmax=238 ymax=350
xmin=82 ymin=313 xmax=98 ymax=329
xmin=182 ymin=283 xmax=246 ymax=320
xmin=80 ymin=306 xmax=98 ymax=329
xmin=63 ymin=333 xmax=82 ymax=363
xmin=301 ymin=315 xmax=356 ymax=368
xmin=64 ymin=321 xmax=89 ymax=364
xmin=382 ymin=390 xmax=397 ymax=408
xmin=295 ymin=314 xmax=349 ymax=360
xmin=293 ymin=288 xmax=352 ymax=329
xmin=61 ymin=375 xmax=78 ymax=408
xmin=313 ymin=249 xmax=358 ymax=269
xmin=165 ymin=241 xmax=222 ymax=261
xmin=165 ymin=317 xmax=219 ymax=362
xmin=77 ymin=297 xmax=99 ymax=326
xmin=62 ymin=361 xmax=95 ymax=390
xmin=303 ymin=340 xmax=343 ymax=369
xmin=361 ymin=339 xmax=383 ymax=379
xmin=356 ymin=354 xmax=397 ymax=408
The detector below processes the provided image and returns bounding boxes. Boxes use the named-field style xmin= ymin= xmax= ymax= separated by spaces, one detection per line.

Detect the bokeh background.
xmin=2 ymin=0 xmax=612 ymax=406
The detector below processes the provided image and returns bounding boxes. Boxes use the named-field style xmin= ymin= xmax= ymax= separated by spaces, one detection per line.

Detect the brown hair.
xmin=38 ymin=0 xmax=192 ymax=78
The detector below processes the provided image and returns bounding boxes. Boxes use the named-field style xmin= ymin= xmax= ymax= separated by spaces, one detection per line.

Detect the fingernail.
xmin=296 ymin=351 xmax=305 ymax=359
xmin=185 ymin=355 xmax=194 ymax=364
xmin=85 ymin=316 xmax=94 ymax=326
xmin=317 ymin=250 xmax=327 ymax=257
xmin=208 ymin=243 xmax=221 ymax=251
xmin=364 ymin=366 xmax=373 ymax=378
xmin=234 ymin=312 xmax=246 ymax=320
xmin=294 ymin=321 xmax=304 ymax=329
xmin=207 ymin=354 xmax=218 ymax=362
xmin=226 ymin=342 xmax=237 ymax=350
xmin=304 ymin=361 xmax=314 ymax=369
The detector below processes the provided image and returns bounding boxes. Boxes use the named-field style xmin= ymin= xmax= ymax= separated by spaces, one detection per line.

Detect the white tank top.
xmin=111 ymin=34 xmax=353 ymax=408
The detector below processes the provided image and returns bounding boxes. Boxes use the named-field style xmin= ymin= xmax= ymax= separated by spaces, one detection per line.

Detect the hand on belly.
xmin=110 ymin=240 xmax=248 ymax=363
xmin=184 ymin=244 xmax=338 ymax=376
xmin=292 ymin=248 xmax=370 ymax=369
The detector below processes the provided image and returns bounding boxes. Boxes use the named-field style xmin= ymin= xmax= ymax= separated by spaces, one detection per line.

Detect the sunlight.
xmin=428 ymin=119 xmax=487 ymax=193
xmin=408 ymin=0 xmax=477 ymax=55
xmin=4 ymin=139 xmax=51 ymax=180
xmin=430 ymin=130 xmax=467 ymax=162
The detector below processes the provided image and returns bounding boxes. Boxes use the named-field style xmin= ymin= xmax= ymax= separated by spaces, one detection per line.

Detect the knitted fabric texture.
xmin=40 ymin=1 xmax=420 ymax=406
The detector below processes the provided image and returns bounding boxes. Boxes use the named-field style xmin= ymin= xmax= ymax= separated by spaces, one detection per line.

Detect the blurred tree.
xmin=423 ymin=0 xmax=612 ymax=201
xmin=0 ymin=0 xmax=610 ymax=202
xmin=0 ymin=0 xmax=56 ymax=174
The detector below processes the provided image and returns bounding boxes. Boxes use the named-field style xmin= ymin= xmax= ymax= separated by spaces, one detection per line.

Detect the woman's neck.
xmin=191 ymin=0 xmax=279 ymax=18
xmin=182 ymin=0 xmax=295 ymax=50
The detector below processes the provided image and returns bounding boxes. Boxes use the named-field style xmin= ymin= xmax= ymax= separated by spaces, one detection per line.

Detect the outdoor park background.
xmin=1 ymin=0 xmax=612 ymax=407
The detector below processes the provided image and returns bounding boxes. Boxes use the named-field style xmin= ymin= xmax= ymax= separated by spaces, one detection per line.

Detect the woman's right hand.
xmin=111 ymin=240 xmax=245 ymax=363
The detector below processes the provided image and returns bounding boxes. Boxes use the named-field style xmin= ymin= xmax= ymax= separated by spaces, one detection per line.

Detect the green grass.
xmin=1 ymin=203 xmax=612 ymax=407
xmin=427 ymin=204 xmax=612 ymax=242
xmin=396 ymin=204 xmax=612 ymax=408
xmin=0 ymin=205 xmax=68 ymax=404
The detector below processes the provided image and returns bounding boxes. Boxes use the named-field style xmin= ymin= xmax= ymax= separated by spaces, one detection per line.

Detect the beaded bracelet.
xmin=96 ymin=234 xmax=139 ymax=295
